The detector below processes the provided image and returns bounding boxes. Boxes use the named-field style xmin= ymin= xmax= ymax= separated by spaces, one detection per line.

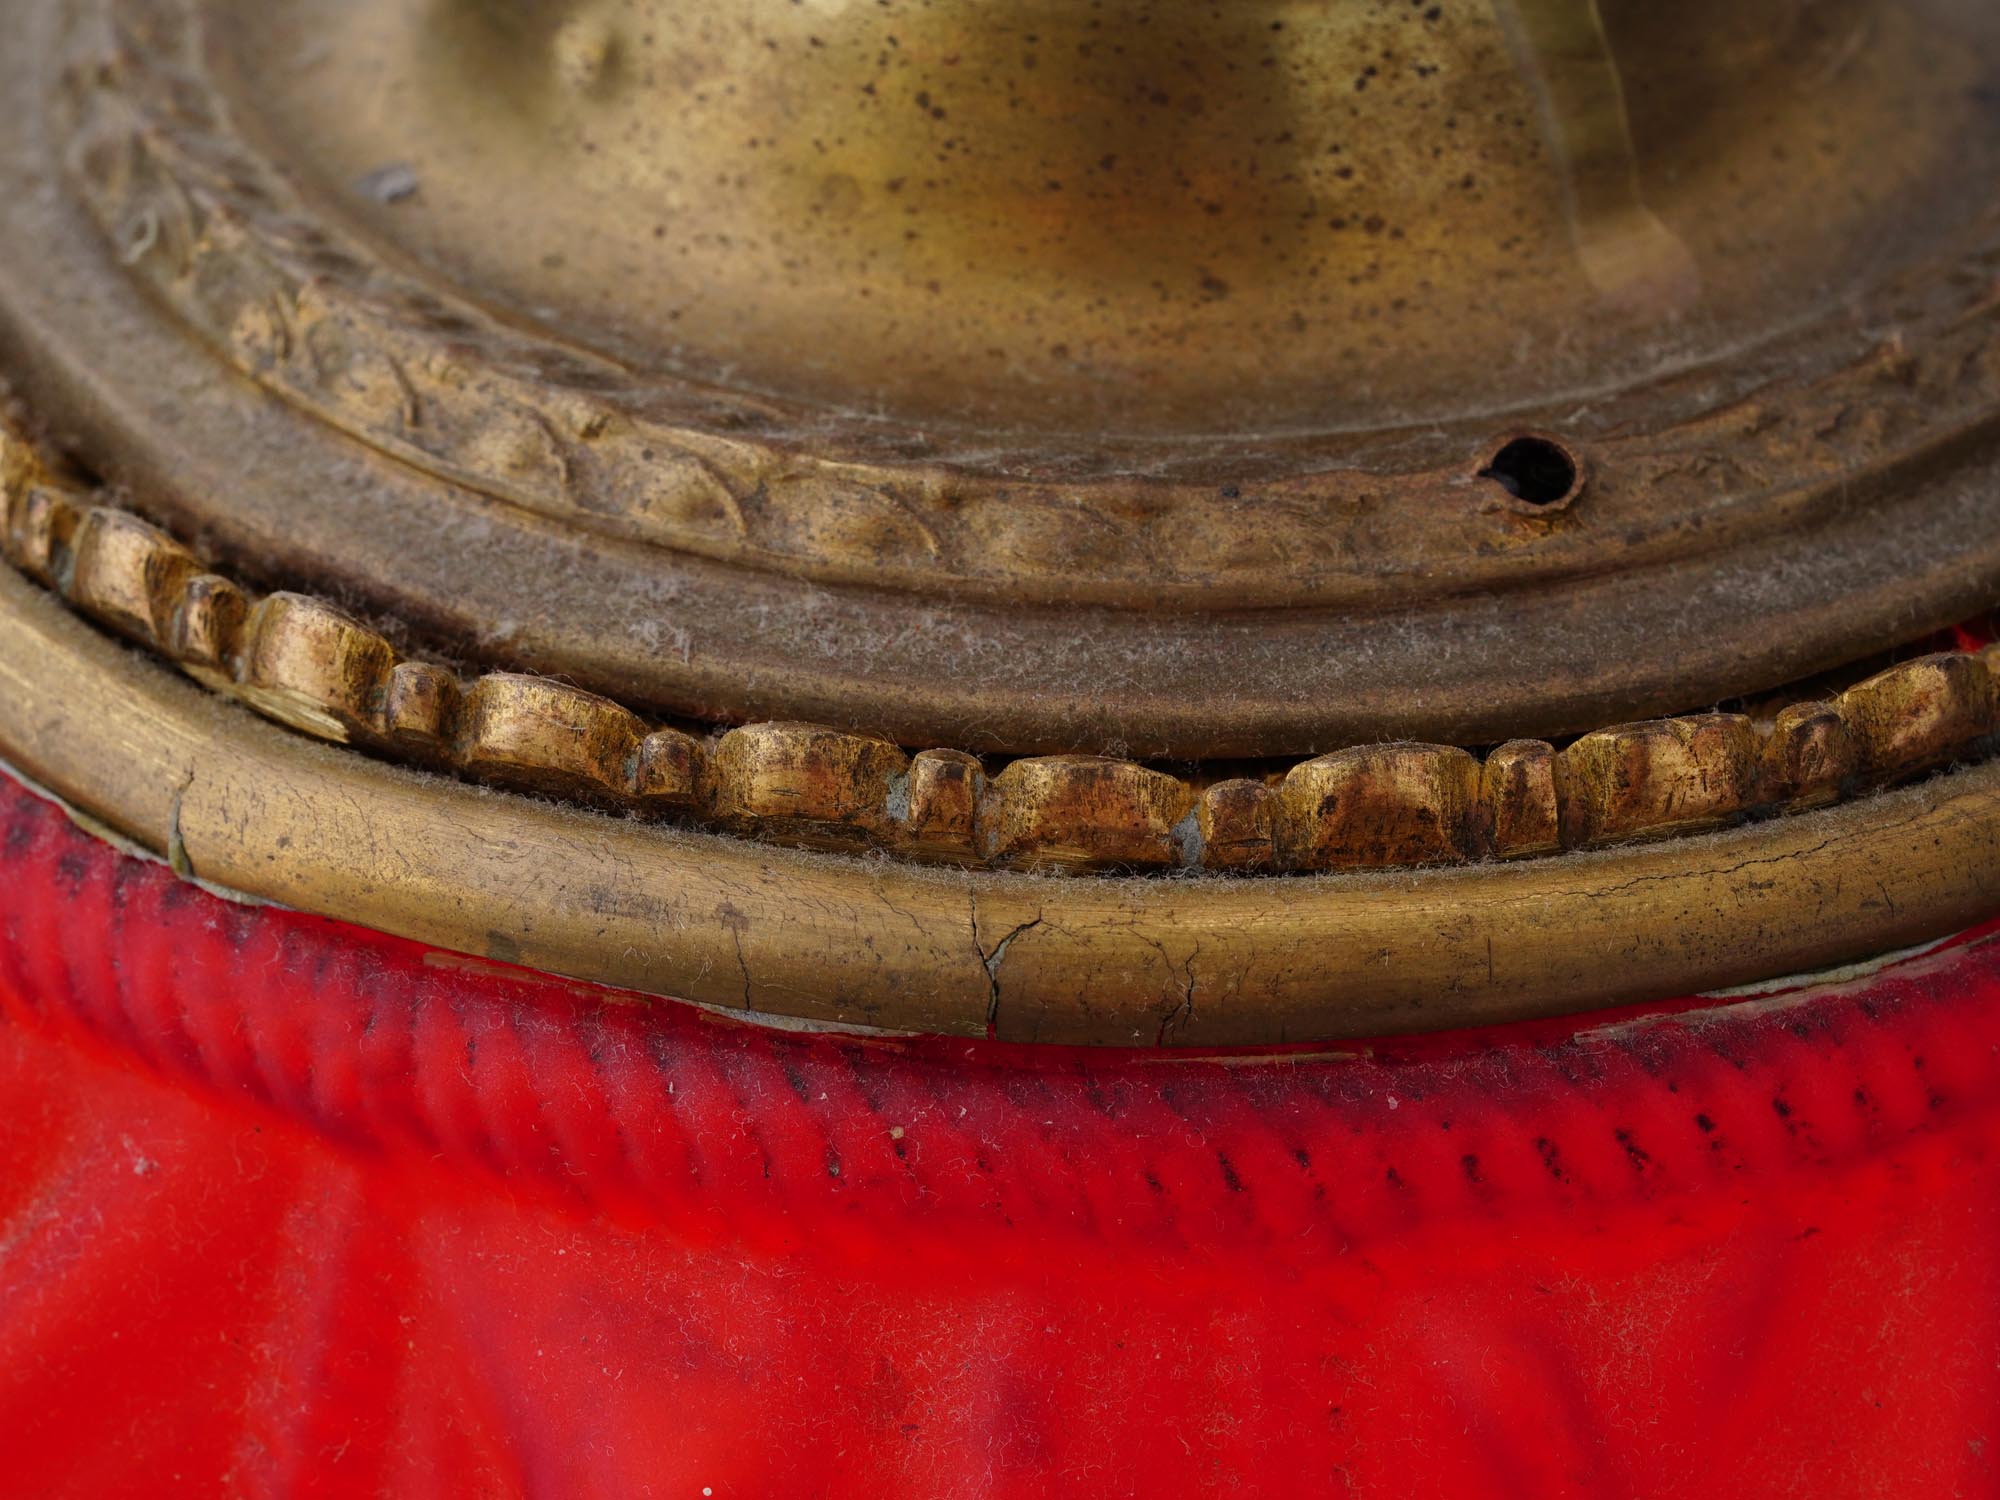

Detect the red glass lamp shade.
xmin=3 ymin=771 xmax=1999 ymax=1496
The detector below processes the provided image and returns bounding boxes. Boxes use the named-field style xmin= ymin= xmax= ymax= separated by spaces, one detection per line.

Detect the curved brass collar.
xmin=6 ymin=563 xmax=1999 ymax=1045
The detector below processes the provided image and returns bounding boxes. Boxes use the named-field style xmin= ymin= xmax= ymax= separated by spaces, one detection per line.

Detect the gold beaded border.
xmin=4 ymin=418 xmax=1997 ymax=878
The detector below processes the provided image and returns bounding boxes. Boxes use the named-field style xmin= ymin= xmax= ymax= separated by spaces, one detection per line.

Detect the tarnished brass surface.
xmin=6 ymin=561 xmax=2000 ymax=1045
xmin=208 ymin=0 xmax=1987 ymax=448
xmin=0 ymin=0 xmax=1996 ymax=756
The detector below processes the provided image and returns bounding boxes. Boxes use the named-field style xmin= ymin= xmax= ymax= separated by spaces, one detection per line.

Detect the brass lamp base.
xmin=1 ymin=0 xmax=1999 ymax=1040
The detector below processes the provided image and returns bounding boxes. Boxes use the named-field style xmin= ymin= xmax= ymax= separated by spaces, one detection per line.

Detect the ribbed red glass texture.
xmin=3 ymin=770 xmax=2000 ymax=1497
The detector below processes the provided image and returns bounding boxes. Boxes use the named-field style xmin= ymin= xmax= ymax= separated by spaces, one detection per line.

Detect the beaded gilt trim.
xmin=3 ymin=420 xmax=1997 ymax=876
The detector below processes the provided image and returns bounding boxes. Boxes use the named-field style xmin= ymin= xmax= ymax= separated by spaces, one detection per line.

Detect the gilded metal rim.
xmin=5 ymin=561 xmax=2000 ymax=1046
xmin=7 ymin=418 xmax=2000 ymax=879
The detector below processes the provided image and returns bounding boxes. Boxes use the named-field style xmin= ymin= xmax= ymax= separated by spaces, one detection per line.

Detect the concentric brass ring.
xmin=7 ymin=561 xmax=2000 ymax=1045
xmin=7 ymin=427 xmax=1999 ymax=878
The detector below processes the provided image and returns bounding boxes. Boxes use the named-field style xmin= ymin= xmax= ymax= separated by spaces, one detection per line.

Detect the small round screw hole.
xmin=1478 ymin=436 xmax=1579 ymax=506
